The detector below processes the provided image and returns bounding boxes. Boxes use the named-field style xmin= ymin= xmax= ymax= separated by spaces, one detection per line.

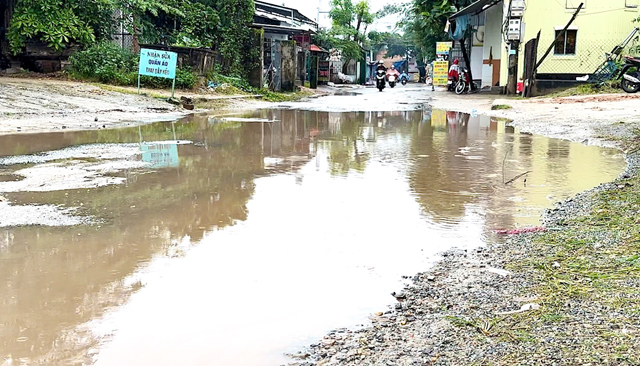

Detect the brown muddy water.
xmin=0 ymin=109 xmax=625 ymax=365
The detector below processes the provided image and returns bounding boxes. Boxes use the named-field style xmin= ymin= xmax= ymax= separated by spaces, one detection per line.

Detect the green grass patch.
xmin=499 ymin=163 xmax=640 ymax=363
xmin=491 ymin=104 xmax=512 ymax=110
xmin=545 ymin=80 xmax=622 ymax=98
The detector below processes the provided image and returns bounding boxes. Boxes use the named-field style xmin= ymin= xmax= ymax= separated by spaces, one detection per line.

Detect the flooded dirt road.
xmin=0 ymin=97 xmax=625 ymax=365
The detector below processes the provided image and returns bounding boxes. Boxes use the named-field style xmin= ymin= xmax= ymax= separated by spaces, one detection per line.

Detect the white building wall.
xmin=482 ymin=3 xmax=505 ymax=87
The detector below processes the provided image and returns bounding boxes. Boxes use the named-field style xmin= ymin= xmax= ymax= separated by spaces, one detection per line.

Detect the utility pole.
xmin=317 ymin=0 xmax=330 ymax=30
xmin=506 ymin=0 xmax=525 ymax=95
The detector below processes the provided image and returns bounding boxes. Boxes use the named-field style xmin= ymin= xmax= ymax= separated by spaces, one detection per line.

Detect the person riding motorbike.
xmin=375 ymin=60 xmax=387 ymax=91
xmin=386 ymin=64 xmax=400 ymax=80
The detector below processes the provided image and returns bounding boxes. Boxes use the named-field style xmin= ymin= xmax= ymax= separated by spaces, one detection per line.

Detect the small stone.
xmin=552 ymin=261 xmax=561 ymax=268
xmin=427 ymin=275 xmax=435 ymax=281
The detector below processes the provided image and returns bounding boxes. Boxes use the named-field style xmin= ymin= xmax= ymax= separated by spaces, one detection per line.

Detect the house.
xmin=252 ymin=1 xmax=318 ymax=90
xmin=253 ymin=1 xmax=317 ymax=68
xmin=448 ymin=0 xmax=640 ymax=92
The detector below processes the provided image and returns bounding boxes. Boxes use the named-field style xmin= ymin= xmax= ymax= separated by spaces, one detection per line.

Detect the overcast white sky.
xmin=260 ymin=0 xmax=403 ymax=32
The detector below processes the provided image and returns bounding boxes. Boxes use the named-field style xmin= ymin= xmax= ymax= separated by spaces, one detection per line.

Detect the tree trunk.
xmin=342 ymin=58 xmax=352 ymax=74
xmin=132 ymin=16 xmax=140 ymax=53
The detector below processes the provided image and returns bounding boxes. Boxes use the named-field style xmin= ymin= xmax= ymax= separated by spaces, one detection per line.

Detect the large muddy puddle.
xmin=0 ymin=109 xmax=625 ymax=365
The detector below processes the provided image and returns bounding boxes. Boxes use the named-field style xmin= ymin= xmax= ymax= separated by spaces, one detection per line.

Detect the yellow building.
xmin=449 ymin=0 xmax=640 ymax=90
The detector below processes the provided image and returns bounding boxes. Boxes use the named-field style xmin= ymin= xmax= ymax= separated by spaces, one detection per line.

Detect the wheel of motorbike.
xmin=455 ymin=81 xmax=467 ymax=95
xmin=622 ymin=72 xmax=640 ymax=93
xmin=390 ymin=82 xmax=396 ymax=88
xmin=401 ymin=80 xmax=407 ymax=85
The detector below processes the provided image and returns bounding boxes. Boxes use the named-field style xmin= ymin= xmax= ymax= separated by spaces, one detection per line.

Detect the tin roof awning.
xmin=449 ymin=0 xmax=501 ymax=20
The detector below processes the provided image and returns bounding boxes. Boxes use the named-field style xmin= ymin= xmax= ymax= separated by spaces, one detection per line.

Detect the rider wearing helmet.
xmin=386 ymin=64 xmax=400 ymax=78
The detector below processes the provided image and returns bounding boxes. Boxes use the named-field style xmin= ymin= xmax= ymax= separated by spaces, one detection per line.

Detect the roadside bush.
xmin=139 ymin=68 xmax=198 ymax=89
xmin=69 ymin=42 xmax=137 ymax=84
xmin=70 ymin=42 xmax=198 ymax=89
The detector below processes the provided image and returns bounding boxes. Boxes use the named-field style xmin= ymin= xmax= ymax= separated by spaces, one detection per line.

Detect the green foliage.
xmin=8 ymin=0 xmax=101 ymax=53
xmin=69 ymin=42 xmax=137 ymax=84
xmin=8 ymin=0 xmax=254 ymax=77
xmin=70 ymin=42 xmax=197 ymax=89
xmin=323 ymin=0 xmax=375 ymax=73
xmin=368 ymin=31 xmax=413 ymax=58
xmin=215 ymin=0 xmax=256 ymax=75
xmin=491 ymin=104 xmax=512 ymax=110
xmin=397 ymin=0 xmax=475 ymax=62
xmin=173 ymin=1 xmax=220 ymax=48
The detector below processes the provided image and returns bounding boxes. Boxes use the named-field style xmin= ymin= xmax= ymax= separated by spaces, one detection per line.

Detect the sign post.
xmin=436 ymin=42 xmax=453 ymax=59
xmin=138 ymin=48 xmax=179 ymax=98
xmin=432 ymin=61 xmax=449 ymax=87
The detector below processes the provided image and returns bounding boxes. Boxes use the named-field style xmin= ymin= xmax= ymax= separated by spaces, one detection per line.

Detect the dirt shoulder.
xmin=429 ymin=89 xmax=640 ymax=148
xmin=0 ymin=77 xmax=191 ymax=135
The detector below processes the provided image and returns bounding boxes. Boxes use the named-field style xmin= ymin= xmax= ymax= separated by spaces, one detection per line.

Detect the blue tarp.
xmin=448 ymin=14 xmax=471 ymax=41
xmin=393 ymin=60 xmax=407 ymax=71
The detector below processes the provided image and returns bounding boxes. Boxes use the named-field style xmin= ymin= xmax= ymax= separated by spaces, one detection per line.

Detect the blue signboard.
xmin=141 ymin=143 xmax=180 ymax=168
xmin=138 ymin=48 xmax=178 ymax=79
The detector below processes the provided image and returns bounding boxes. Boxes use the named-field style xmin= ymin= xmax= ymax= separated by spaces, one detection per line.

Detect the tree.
xmin=111 ymin=0 xmax=182 ymax=52
xmin=368 ymin=31 xmax=414 ymax=59
xmin=7 ymin=0 xmax=255 ymax=76
xmin=325 ymin=0 xmax=375 ymax=74
xmin=7 ymin=0 xmax=110 ymax=53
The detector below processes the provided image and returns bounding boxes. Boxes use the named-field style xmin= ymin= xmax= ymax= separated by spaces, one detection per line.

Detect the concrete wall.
xmin=470 ymin=46 xmax=484 ymax=83
xmin=248 ymin=29 xmax=265 ymax=89
xmin=482 ymin=4 xmax=504 ymax=87
xmin=280 ymin=40 xmax=297 ymax=92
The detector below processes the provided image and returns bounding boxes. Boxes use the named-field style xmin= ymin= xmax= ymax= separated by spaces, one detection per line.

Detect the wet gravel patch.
xmin=0 ymin=201 xmax=89 ymax=227
xmin=0 ymin=143 xmax=148 ymax=192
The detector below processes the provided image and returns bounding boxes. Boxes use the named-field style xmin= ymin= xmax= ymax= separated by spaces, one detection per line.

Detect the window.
xmin=627 ymin=0 xmax=639 ymax=8
xmin=554 ymin=29 xmax=577 ymax=55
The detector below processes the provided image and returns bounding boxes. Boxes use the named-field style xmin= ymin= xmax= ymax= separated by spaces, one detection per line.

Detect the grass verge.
xmin=545 ymin=80 xmax=622 ymax=98
xmin=496 ymin=151 xmax=640 ymax=364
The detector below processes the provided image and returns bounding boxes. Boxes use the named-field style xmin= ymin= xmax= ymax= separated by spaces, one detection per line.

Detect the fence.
xmin=536 ymin=36 xmax=640 ymax=78
xmin=112 ymin=10 xmax=134 ymax=50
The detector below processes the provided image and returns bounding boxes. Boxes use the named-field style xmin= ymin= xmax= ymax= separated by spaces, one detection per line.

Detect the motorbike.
xmin=620 ymin=56 xmax=640 ymax=93
xmin=375 ymin=69 xmax=386 ymax=92
xmin=400 ymin=72 xmax=409 ymax=85
xmin=388 ymin=74 xmax=397 ymax=88
xmin=447 ymin=66 xmax=471 ymax=95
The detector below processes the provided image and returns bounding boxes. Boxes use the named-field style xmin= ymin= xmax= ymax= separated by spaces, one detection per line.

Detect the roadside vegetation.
xmin=545 ymin=80 xmax=623 ymax=98
xmin=491 ymin=104 xmax=512 ymax=110
xmin=495 ymin=163 xmax=640 ymax=363
xmin=66 ymin=41 xmax=310 ymax=102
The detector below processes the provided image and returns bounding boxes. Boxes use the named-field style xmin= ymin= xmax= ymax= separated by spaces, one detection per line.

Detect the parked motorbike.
xmin=620 ymin=56 xmax=640 ymax=93
xmin=388 ymin=74 xmax=397 ymax=88
xmin=447 ymin=66 xmax=471 ymax=95
xmin=375 ymin=69 xmax=386 ymax=92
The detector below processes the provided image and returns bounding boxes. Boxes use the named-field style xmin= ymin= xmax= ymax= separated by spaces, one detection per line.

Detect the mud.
xmin=0 ymin=78 xmax=187 ymax=134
